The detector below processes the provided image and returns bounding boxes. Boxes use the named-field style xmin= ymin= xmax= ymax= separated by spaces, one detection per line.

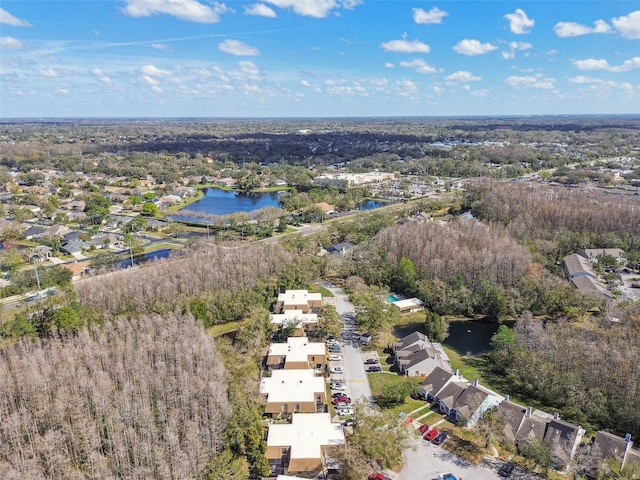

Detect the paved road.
xmin=317 ymin=282 xmax=373 ymax=407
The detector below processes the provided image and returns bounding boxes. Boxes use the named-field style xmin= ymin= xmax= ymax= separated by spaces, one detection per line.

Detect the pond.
xmin=180 ymin=188 xmax=283 ymax=216
xmin=116 ymin=248 xmax=173 ymax=269
xmin=443 ymin=319 xmax=515 ymax=356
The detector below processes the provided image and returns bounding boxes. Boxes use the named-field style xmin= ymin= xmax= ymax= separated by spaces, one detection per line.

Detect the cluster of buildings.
xmin=409 ymin=334 xmax=640 ymax=476
xmin=262 ymin=290 xmax=345 ymax=478
xmin=563 ymin=248 xmax=627 ymax=300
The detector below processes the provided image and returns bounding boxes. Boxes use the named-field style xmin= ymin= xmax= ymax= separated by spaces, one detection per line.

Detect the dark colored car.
xmin=424 ymin=428 xmax=439 ymax=441
xmin=364 ymin=358 xmax=378 ymax=364
xmin=498 ymin=461 xmax=515 ymax=477
xmin=367 ymin=365 xmax=382 ymax=372
xmin=432 ymin=432 xmax=448 ymax=445
xmin=418 ymin=424 xmax=429 ymax=434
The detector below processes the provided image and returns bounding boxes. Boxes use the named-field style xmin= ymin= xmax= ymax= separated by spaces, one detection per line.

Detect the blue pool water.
xmin=388 ymin=294 xmax=401 ymax=303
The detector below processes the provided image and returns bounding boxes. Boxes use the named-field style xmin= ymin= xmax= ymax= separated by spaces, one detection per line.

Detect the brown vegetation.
xmin=375 ymin=218 xmax=531 ymax=290
xmin=76 ymin=240 xmax=294 ymax=317
xmin=0 ymin=313 xmax=230 ymax=479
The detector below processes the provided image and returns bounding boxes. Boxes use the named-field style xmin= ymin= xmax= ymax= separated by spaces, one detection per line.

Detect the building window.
xmin=294 ymin=403 xmax=300 ymax=413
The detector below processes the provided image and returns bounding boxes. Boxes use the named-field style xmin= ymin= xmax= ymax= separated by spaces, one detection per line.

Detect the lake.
xmin=181 ymin=188 xmax=282 ymax=216
xmin=117 ymin=248 xmax=173 ymax=269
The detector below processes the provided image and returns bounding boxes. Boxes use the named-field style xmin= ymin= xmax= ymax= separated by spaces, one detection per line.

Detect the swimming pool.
xmin=388 ymin=294 xmax=402 ymax=303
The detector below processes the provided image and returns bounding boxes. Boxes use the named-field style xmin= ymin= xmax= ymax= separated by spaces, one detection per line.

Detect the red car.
xmin=424 ymin=428 xmax=439 ymax=441
xmin=418 ymin=424 xmax=429 ymax=434
xmin=331 ymin=396 xmax=351 ymax=405
xmin=369 ymin=474 xmax=392 ymax=480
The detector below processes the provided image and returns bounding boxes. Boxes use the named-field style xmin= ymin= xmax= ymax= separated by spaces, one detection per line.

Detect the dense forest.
xmin=0 ymin=314 xmax=230 ymax=479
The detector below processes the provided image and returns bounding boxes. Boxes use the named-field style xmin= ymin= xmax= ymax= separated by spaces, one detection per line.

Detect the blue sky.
xmin=1 ymin=1 xmax=639 ymax=118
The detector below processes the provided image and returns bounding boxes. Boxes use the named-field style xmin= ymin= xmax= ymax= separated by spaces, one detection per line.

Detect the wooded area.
xmin=0 ymin=313 xmax=230 ymax=479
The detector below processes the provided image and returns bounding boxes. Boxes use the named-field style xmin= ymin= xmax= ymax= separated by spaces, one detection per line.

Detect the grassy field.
xmin=367 ymin=371 xmax=426 ymax=418
xmin=208 ymin=319 xmax=248 ymax=337
xmin=309 ymin=284 xmax=334 ymax=298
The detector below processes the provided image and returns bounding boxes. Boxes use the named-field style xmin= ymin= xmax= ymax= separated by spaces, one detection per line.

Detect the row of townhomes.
xmin=262 ymin=290 xmax=345 ymax=478
xmin=410 ymin=333 xmax=640 ymax=477
xmin=563 ymin=248 xmax=627 ymax=300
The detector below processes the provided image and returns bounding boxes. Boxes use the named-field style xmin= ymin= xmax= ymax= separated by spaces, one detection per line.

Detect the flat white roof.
xmin=392 ymin=298 xmax=424 ymax=309
xmin=267 ymin=413 xmax=345 ymax=460
xmin=260 ymin=369 xmax=325 ymax=403
xmin=277 ymin=475 xmax=309 ymax=480
xmin=270 ymin=310 xmax=318 ymax=326
xmin=268 ymin=337 xmax=326 ymax=362
xmin=278 ymin=289 xmax=322 ymax=305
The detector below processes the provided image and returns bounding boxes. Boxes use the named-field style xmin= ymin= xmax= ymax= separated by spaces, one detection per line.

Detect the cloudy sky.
xmin=1 ymin=1 xmax=639 ymax=118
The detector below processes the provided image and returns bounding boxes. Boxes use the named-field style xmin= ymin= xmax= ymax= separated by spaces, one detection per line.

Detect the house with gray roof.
xmin=515 ymin=408 xmax=552 ymax=447
xmin=435 ymin=381 xmax=469 ymax=416
xmin=543 ymin=417 xmax=586 ymax=472
xmin=578 ymin=248 xmax=626 ymax=264
xmin=588 ymin=431 xmax=633 ymax=474
xmin=421 ymin=366 xmax=460 ymax=401
xmin=563 ymin=253 xmax=597 ymax=280
xmin=450 ymin=380 xmax=502 ymax=427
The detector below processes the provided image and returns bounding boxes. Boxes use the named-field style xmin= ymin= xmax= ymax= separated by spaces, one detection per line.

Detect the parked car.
xmin=367 ymin=365 xmax=382 ymax=372
xmin=331 ymin=382 xmax=346 ymax=391
xmin=424 ymin=428 xmax=439 ymax=441
xmin=329 ymin=354 xmax=342 ymax=361
xmin=331 ymin=396 xmax=351 ymax=405
xmin=369 ymin=473 xmax=392 ymax=480
xmin=498 ymin=461 xmax=515 ymax=477
xmin=364 ymin=358 xmax=378 ymax=364
xmin=342 ymin=419 xmax=355 ymax=427
xmin=332 ymin=392 xmax=347 ymax=398
xmin=432 ymin=432 xmax=448 ymax=445
xmin=418 ymin=424 xmax=429 ymax=434
xmin=337 ymin=407 xmax=354 ymax=416
xmin=631 ymin=283 xmax=640 ymax=288
xmin=330 ymin=366 xmax=344 ymax=374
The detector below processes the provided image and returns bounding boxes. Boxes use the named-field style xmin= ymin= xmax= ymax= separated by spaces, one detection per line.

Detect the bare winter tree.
xmin=0 ymin=313 xmax=231 ymax=479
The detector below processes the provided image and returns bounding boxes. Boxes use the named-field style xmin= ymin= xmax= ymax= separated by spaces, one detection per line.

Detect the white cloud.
xmin=381 ymin=38 xmax=430 ymax=53
xmin=445 ymin=70 xmax=481 ymax=84
xmin=91 ymin=68 xmax=113 ymax=85
xmin=568 ymin=76 xmax=602 ymax=84
xmin=0 ymin=36 xmax=23 ymax=49
xmin=574 ymin=56 xmax=640 ymax=72
xmin=142 ymin=75 xmax=158 ymax=85
xmin=341 ymin=0 xmax=363 ymax=10
xmin=384 ymin=62 xmax=394 ymax=68
xmin=612 ymin=10 xmax=640 ymax=39
xmin=218 ymin=39 xmax=260 ymax=56
xmin=502 ymin=51 xmax=515 ymax=60
xmin=244 ymin=3 xmax=277 ymax=17
xmin=553 ymin=19 xmax=611 ymax=37
xmin=264 ymin=0 xmax=339 ymax=18
xmin=412 ymin=7 xmax=447 ymax=25
xmin=300 ymin=79 xmax=312 ymax=87
xmin=505 ymin=74 xmax=554 ymax=89
xmin=399 ymin=59 xmax=438 ymax=74
xmin=453 ymin=39 xmax=497 ymax=56
xmin=510 ymin=41 xmax=532 ymax=50
xmin=237 ymin=60 xmax=262 ymax=79
xmin=122 ymin=0 xmax=230 ymax=23
xmin=0 ymin=8 xmax=31 ymax=27
xmin=141 ymin=64 xmax=171 ymax=76
xmin=39 ymin=68 xmax=62 ymax=78
xmin=396 ymin=79 xmax=418 ymax=96
xmin=152 ymin=43 xmax=170 ymax=50
xmin=504 ymin=9 xmax=534 ymax=34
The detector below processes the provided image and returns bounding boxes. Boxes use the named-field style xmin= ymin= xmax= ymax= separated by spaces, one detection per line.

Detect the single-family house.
xmin=270 ymin=310 xmax=318 ymax=336
xmin=274 ymin=290 xmax=323 ymax=314
xmin=60 ymin=240 xmax=92 ymax=255
xmin=266 ymin=413 xmax=344 ymax=477
xmin=563 ymin=254 xmax=597 ymax=280
xmin=588 ymin=431 xmax=633 ymax=475
xmin=28 ymin=245 xmax=53 ymax=263
xmin=578 ymin=248 xmax=626 ymax=264
xmin=266 ymin=337 xmax=326 ymax=371
xmin=543 ymin=416 xmax=586 ymax=472
xmin=259 ymin=369 xmax=326 ymax=415
xmin=326 ymin=242 xmax=355 ymax=256
xmin=392 ymin=332 xmax=451 ymax=377
xmin=43 ymin=224 xmax=73 ymax=238
xmin=449 ymin=380 xmax=503 ymax=427
xmin=23 ymin=227 xmax=45 ymax=240
xmin=60 ymin=261 xmax=91 ymax=280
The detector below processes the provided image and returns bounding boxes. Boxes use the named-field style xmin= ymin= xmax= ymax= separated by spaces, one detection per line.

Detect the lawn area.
xmin=208 ymin=319 xmax=248 ymax=337
xmin=309 ymin=284 xmax=333 ymax=298
xmin=367 ymin=372 xmax=426 ymax=418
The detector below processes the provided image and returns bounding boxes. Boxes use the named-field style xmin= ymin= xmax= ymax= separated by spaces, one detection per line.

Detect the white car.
xmin=328 ymin=354 xmax=342 ymax=361
xmin=337 ymin=407 xmax=354 ymax=416
xmin=331 ymin=382 xmax=346 ymax=391
xmin=331 ymin=366 xmax=344 ymax=374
